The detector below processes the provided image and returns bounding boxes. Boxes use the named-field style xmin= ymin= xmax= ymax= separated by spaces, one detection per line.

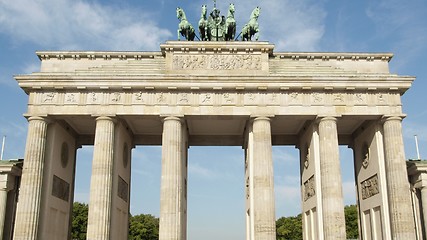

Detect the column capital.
xmin=94 ymin=115 xmax=117 ymax=122
xmin=382 ymin=115 xmax=406 ymax=123
xmin=316 ymin=115 xmax=340 ymax=123
xmin=252 ymin=116 xmax=271 ymax=122
xmin=161 ymin=116 xmax=184 ymax=123
xmin=26 ymin=116 xmax=51 ymax=124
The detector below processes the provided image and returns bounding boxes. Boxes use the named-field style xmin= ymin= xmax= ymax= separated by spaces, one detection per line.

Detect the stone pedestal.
xmin=87 ymin=116 xmax=116 ymax=240
xmin=159 ymin=116 xmax=187 ymax=240
xmin=13 ymin=117 xmax=48 ymax=240
xmin=318 ymin=116 xmax=346 ymax=239
xmin=383 ymin=116 xmax=416 ymax=239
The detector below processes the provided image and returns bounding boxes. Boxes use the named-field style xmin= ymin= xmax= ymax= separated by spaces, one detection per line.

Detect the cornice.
xmin=36 ymin=51 xmax=163 ymax=61
xmin=15 ymin=74 xmax=413 ymax=93
xmin=272 ymin=52 xmax=394 ymax=62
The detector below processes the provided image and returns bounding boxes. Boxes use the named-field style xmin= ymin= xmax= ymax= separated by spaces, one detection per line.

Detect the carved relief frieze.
xmin=178 ymin=93 xmax=191 ymax=105
xmin=64 ymin=93 xmax=80 ymax=104
xmin=110 ymin=92 xmax=122 ymax=104
xmin=361 ymin=174 xmax=379 ymax=200
xmin=354 ymin=93 xmax=366 ymax=105
xmin=133 ymin=91 xmax=145 ymax=104
xmin=377 ymin=93 xmax=387 ymax=105
xmin=87 ymin=92 xmax=103 ymax=105
xmin=200 ymin=93 xmax=214 ymax=105
xmin=221 ymin=93 xmax=237 ymax=105
xmin=303 ymin=175 xmax=315 ymax=201
xmin=244 ymin=92 xmax=258 ymax=105
xmin=267 ymin=93 xmax=280 ymax=105
xmin=288 ymin=92 xmax=301 ymax=105
xmin=33 ymin=90 xmax=394 ymax=109
xmin=333 ymin=93 xmax=345 ymax=104
xmin=172 ymin=54 xmax=262 ymax=70
xmin=42 ymin=92 xmax=58 ymax=104
xmin=156 ymin=92 xmax=168 ymax=105
xmin=311 ymin=92 xmax=324 ymax=105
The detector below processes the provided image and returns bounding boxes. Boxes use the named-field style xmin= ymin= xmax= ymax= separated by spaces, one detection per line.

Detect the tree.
xmin=276 ymin=205 xmax=359 ymax=239
xmin=276 ymin=214 xmax=302 ymax=240
xmin=129 ymin=214 xmax=159 ymax=240
xmin=71 ymin=202 xmax=88 ymax=240
xmin=345 ymin=204 xmax=359 ymax=239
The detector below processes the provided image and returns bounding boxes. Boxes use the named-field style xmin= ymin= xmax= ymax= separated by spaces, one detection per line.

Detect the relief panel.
xmin=172 ymin=54 xmax=262 ymax=70
xmin=361 ymin=174 xmax=380 ymax=200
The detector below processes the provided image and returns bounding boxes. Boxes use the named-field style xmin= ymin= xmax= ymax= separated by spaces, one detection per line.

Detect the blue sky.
xmin=1 ymin=0 xmax=427 ymax=239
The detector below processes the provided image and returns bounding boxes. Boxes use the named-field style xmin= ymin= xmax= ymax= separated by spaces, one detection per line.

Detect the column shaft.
xmin=87 ymin=116 xmax=116 ymax=240
xmin=0 ymin=187 xmax=8 ymax=239
xmin=318 ymin=117 xmax=346 ymax=239
xmin=383 ymin=116 xmax=416 ymax=239
xmin=252 ymin=117 xmax=276 ymax=239
xmin=13 ymin=116 xmax=48 ymax=240
xmin=159 ymin=116 xmax=187 ymax=240
xmin=421 ymin=187 xmax=427 ymax=235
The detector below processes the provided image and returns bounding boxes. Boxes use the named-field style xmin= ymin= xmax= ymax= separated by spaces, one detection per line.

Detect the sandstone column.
xmin=12 ymin=116 xmax=48 ymax=239
xmin=87 ymin=116 xmax=116 ymax=240
xmin=383 ymin=116 xmax=416 ymax=239
xmin=420 ymin=186 xmax=427 ymax=234
xmin=159 ymin=116 xmax=187 ymax=240
xmin=0 ymin=175 xmax=10 ymax=240
xmin=318 ymin=116 xmax=346 ymax=239
xmin=252 ymin=117 xmax=276 ymax=240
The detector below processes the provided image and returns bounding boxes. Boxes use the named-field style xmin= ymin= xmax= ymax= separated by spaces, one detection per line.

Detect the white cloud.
xmin=0 ymin=0 xmax=172 ymax=50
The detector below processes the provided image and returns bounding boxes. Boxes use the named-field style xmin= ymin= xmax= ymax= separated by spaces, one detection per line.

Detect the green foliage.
xmin=71 ymin=202 xmax=88 ymax=240
xmin=71 ymin=202 xmax=159 ymax=240
xmin=345 ymin=204 xmax=359 ymax=239
xmin=129 ymin=214 xmax=159 ymax=240
xmin=276 ymin=205 xmax=359 ymax=240
xmin=276 ymin=214 xmax=302 ymax=240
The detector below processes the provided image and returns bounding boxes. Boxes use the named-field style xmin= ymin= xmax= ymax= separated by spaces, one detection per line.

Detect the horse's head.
xmin=201 ymin=5 xmax=207 ymax=15
xmin=250 ymin=6 xmax=260 ymax=19
xmin=229 ymin=3 xmax=235 ymax=14
xmin=176 ymin=7 xmax=183 ymax=20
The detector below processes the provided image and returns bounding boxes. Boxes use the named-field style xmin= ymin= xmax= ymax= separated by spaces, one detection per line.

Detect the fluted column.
xmin=87 ymin=116 xmax=116 ymax=240
xmin=420 ymin=186 xmax=427 ymax=234
xmin=318 ymin=116 xmax=346 ymax=239
xmin=383 ymin=116 xmax=416 ymax=239
xmin=13 ymin=116 xmax=49 ymax=240
xmin=0 ymin=176 xmax=10 ymax=240
xmin=159 ymin=116 xmax=187 ymax=240
xmin=252 ymin=117 xmax=276 ymax=240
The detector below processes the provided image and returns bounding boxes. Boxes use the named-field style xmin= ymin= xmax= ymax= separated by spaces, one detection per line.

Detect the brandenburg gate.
xmin=11 ymin=40 xmax=416 ymax=239
xmin=10 ymin=6 xmax=418 ymax=239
